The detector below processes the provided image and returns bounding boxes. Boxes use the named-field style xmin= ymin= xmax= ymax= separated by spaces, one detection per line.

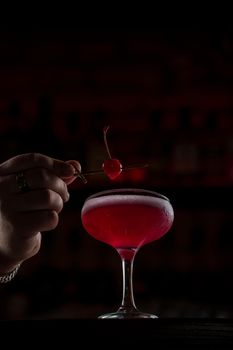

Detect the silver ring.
xmin=16 ymin=172 xmax=30 ymax=193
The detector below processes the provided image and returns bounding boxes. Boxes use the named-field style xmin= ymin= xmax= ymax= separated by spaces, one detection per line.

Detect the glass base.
xmin=98 ymin=309 xmax=158 ymax=319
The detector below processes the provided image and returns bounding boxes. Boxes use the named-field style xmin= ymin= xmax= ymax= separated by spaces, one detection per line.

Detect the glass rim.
xmin=84 ymin=188 xmax=170 ymax=202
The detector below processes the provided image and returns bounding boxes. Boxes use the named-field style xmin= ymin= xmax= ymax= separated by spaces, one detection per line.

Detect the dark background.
xmin=0 ymin=25 xmax=233 ymax=319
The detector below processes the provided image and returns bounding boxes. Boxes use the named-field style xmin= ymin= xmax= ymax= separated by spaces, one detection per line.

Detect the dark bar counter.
xmin=1 ymin=318 xmax=233 ymax=348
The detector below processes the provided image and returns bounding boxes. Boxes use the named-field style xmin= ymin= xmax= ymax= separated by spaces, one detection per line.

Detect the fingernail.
xmin=66 ymin=160 xmax=82 ymax=174
xmin=71 ymin=163 xmax=87 ymax=184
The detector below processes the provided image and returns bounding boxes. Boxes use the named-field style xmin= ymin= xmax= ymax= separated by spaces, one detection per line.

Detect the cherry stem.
xmin=103 ymin=126 xmax=112 ymax=159
xmin=75 ymin=163 xmax=149 ymax=176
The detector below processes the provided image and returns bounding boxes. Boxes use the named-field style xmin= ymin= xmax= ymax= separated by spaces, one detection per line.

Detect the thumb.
xmin=63 ymin=160 xmax=82 ymax=185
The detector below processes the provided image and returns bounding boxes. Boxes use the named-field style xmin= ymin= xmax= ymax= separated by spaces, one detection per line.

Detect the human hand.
xmin=0 ymin=153 xmax=81 ymax=274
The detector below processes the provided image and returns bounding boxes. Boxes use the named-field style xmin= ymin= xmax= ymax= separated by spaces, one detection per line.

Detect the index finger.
xmin=0 ymin=153 xmax=77 ymax=178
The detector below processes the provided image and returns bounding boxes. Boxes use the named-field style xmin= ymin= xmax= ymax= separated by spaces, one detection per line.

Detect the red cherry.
xmin=102 ymin=158 xmax=123 ymax=180
xmin=102 ymin=126 xmax=123 ymax=180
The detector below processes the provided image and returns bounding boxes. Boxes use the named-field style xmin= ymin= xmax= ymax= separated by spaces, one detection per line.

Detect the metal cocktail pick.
xmin=73 ymin=163 xmax=149 ymax=184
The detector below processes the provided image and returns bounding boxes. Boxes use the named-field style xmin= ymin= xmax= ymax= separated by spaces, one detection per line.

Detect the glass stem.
xmin=117 ymin=248 xmax=138 ymax=312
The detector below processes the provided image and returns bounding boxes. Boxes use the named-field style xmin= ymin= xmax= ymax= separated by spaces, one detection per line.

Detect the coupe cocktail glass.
xmin=81 ymin=188 xmax=174 ymax=319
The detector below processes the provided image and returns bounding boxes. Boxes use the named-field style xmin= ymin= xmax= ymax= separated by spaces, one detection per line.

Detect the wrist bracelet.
xmin=0 ymin=264 xmax=21 ymax=284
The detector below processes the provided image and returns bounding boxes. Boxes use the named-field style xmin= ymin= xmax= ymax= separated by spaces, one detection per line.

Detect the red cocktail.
xmin=81 ymin=188 xmax=174 ymax=319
